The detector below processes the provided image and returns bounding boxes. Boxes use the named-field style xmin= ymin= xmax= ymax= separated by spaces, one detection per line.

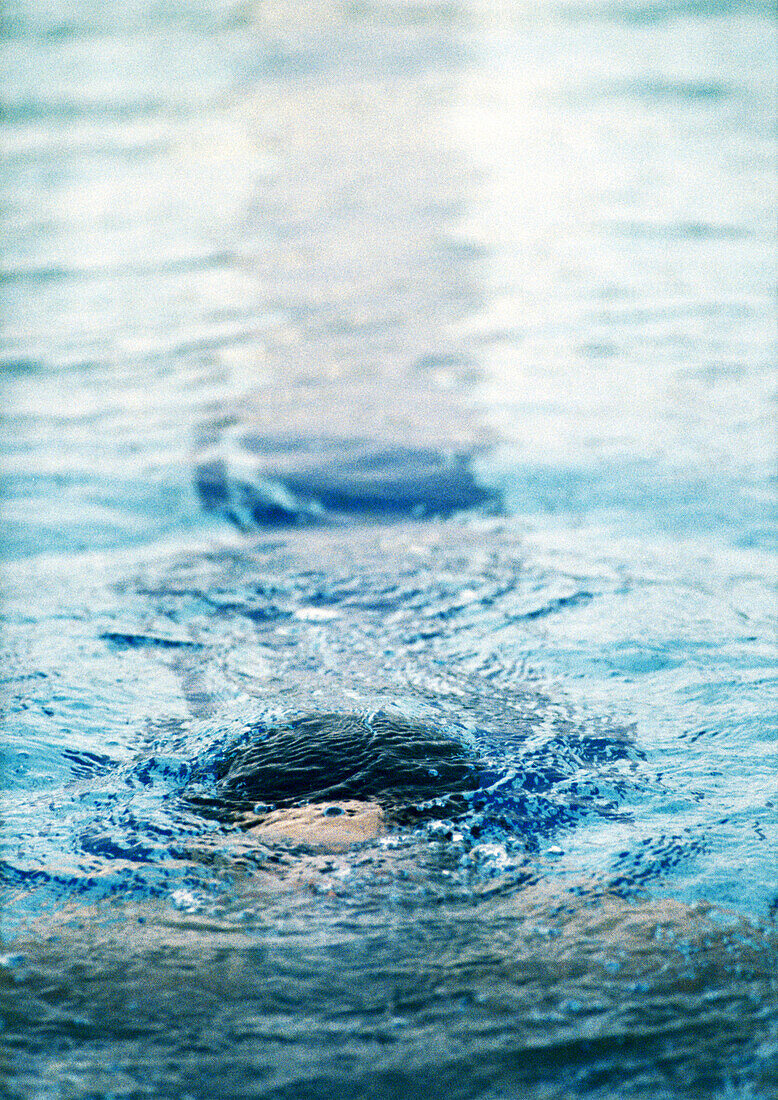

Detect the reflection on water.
xmin=1 ymin=0 xmax=776 ymax=1097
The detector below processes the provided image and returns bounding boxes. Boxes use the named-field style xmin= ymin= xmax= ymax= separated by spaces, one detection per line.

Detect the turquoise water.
xmin=1 ymin=1 xmax=776 ymax=1097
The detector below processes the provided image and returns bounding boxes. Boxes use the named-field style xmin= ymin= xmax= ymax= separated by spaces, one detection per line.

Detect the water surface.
xmin=1 ymin=1 xmax=776 ymax=1097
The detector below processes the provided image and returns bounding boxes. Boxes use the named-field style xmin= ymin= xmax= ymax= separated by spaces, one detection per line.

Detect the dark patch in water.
xmin=586 ymin=0 xmax=762 ymax=26
xmin=186 ymin=711 xmax=481 ymax=824
xmin=195 ymin=436 xmax=495 ymax=528
xmin=607 ymin=827 xmax=711 ymax=888
xmin=0 ymin=861 xmax=51 ymax=889
xmin=61 ymin=748 xmax=115 ymax=780
xmin=520 ymin=590 xmax=594 ymax=620
xmin=99 ymin=630 xmax=205 ymax=650
xmin=618 ymin=77 xmax=733 ymax=102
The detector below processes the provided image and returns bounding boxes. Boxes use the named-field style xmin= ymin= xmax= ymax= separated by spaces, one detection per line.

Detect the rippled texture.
xmin=196 ymin=438 xmax=492 ymax=526
xmin=189 ymin=710 xmax=481 ymax=821
xmin=5 ymin=890 xmax=777 ymax=1100
xmin=1 ymin=1 xmax=776 ymax=1098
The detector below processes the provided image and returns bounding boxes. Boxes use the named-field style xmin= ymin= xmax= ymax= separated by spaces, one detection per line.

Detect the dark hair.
xmin=186 ymin=711 xmax=480 ymax=825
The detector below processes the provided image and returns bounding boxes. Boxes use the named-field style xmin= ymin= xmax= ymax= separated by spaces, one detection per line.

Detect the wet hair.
xmin=185 ymin=711 xmax=480 ymax=825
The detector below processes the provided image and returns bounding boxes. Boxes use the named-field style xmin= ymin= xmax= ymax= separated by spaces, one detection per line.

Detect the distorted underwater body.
xmin=1 ymin=1 xmax=776 ymax=1098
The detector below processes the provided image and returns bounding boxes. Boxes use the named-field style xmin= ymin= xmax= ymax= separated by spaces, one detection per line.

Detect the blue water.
xmin=459 ymin=0 xmax=777 ymax=915
xmin=1 ymin=1 xmax=776 ymax=1097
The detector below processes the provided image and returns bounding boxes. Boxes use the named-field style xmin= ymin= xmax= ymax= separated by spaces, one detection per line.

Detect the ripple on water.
xmin=196 ymin=435 xmax=496 ymax=528
xmin=1 ymin=0 xmax=776 ymax=1095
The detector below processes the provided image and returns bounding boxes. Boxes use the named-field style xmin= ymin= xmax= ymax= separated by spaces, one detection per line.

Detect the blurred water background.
xmin=1 ymin=1 xmax=776 ymax=1097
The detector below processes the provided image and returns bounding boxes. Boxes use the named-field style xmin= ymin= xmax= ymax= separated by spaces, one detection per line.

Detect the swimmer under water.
xmin=4 ymin=679 xmax=777 ymax=1100
xmin=2 ymin=3 xmax=775 ymax=1094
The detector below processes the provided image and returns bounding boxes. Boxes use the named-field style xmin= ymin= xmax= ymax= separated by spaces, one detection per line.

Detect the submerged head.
xmin=185 ymin=710 xmax=481 ymax=827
